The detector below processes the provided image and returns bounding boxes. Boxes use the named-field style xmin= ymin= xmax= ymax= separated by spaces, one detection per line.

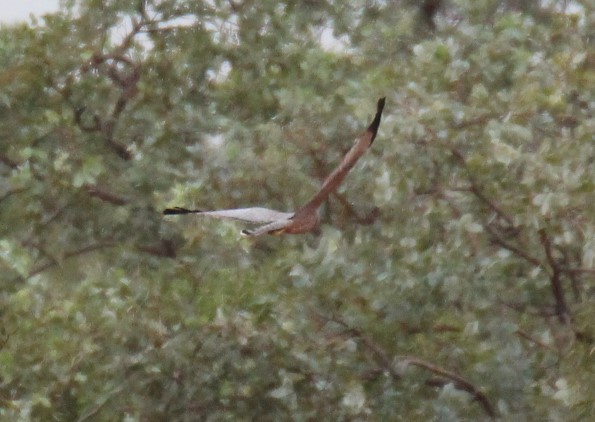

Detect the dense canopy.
xmin=0 ymin=0 xmax=593 ymax=420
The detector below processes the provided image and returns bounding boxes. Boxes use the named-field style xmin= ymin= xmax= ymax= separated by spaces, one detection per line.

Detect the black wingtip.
xmin=377 ymin=97 xmax=386 ymax=113
xmin=367 ymin=97 xmax=386 ymax=141
xmin=163 ymin=207 xmax=202 ymax=215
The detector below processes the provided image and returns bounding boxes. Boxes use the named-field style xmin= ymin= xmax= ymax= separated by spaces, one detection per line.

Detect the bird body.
xmin=164 ymin=97 xmax=385 ymax=237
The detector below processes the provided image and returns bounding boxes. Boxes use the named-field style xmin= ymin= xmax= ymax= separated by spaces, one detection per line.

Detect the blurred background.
xmin=0 ymin=0 xmax=593 ymax=420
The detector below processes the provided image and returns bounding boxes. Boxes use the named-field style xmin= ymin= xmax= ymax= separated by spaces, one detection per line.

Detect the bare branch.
xmin=74 ymin=107 xmax=101 ymax=132
xmin=74 ymin=26 xmax=141 ymax=162
xmin=561 ymin=267 xmax=595 ymax=275
xmin=332 ymin=192 xmax=380 ymax=226
xmin=560 ymin=248 xmax=582 ymax=302
xmin=77 ymin=386 xmax=124 ymax=422
xmin=27 ymin=241 xmax=117 ymax=279
xmin=319 ymin=313 xmax=495 ymax=418
xmin=446 ymin=145 xmax=580 ymax=324
xmin=85 ymin=184 xmax=128 ymax=206
xmin=396 ymin=356 xmax=495 ymax=418
xmin=421 ymin=0 xmax=442 ymax=30
xmin=0 ymin=153 xmax=19 ymax=168
xmin=0 ymin=188 xmax=27 ymax=204
xmin=227 ymin=0 xmax=241 ymax=12
xmin=449 ymin=147 xmax=514 ymax=227
xmin=136 ymin=240 xmax=177 ymax=259
xmin=539 ymin=229 xmax=570 ymax=323
xmin=467 ymin=184 xmax=514 ymax=227
xmin=515 ymin=328 xmax=558 ymax=352
xmin=329 ymin=318 xmax=403 ymax=381
xmin=484 ymin=224 xmax=543 ymax=268
xmin=101 ymin=119 xmax=133 ymax=160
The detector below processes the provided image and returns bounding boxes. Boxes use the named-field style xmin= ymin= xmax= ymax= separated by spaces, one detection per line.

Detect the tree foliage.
xmin=0 ymin=0 xmax=593 ymax=420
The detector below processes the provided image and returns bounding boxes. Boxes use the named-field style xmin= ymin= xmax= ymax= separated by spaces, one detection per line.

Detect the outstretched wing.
xmin=295 ymin=97 xmax=385 ymax=215
xmin=163 ymin=207 xmax=294 ymax=224
xmin=164 ymin=97 xmax=385 ymax=237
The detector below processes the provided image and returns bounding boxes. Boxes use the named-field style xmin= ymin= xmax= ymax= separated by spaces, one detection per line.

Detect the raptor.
xmin=164 ymin=97 xmax=385 ymax=237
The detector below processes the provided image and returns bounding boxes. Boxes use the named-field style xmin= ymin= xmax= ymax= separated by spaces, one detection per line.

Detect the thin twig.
xmin=0 ymin=188 xmax=26 ymax=204
xmin=27 ymin=241 xmax=117 ymax=279
xmin=85 ymin=184 xmax=128 ymax=206
xmin=562 ymin=267 xmax=595 ymax=275
xmin=0 ymin=153 xmax=19 ymax=168
xmin=468 ymin=184 xmax=514 ymax=227
xmin=77 ymin=386 xmax=124 ymax=422
xmin=396 ymin=356 xmax=495 ymax=418
xmin=136 ymin=241 xmax=177 ymax=259
xmin=333 ymin=192 xmax=380 ymax=225
xmin=449 ymin=147 xmax=514 ymax=227
xmin=515 ymin=328 xmax=558 ymax=352
xmin=320 ymin=313 xmax=495 ymax=418
xmin=560 ymin=248 xmax=582 ymax=302
xmin=484 ymin=224 xmax=543 ymax=268
xmin=539 ymin=229 xmax=570 ymax=323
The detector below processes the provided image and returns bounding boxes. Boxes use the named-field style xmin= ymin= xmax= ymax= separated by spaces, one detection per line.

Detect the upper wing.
xmin=163 ymin=207 xmax=294 ymax=224
xmin=296 ymin=97 xmax=385 ymax=214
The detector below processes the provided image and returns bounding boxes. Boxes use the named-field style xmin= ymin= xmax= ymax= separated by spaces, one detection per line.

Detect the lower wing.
xmin=241 ymin=218 xmax=295 ymax=237
xmin=163 ymin=206 xmax=294 ymax=224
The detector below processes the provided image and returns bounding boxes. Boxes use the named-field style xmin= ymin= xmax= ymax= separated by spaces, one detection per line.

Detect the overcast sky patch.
xmin=0 ymin=0 xmax=60 ymax=24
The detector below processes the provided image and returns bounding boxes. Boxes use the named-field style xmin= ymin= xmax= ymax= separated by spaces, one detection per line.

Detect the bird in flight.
xmin=164 ymin=97 xmax=385 ymax=237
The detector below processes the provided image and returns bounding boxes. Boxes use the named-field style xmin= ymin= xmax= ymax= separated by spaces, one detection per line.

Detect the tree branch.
xmin=85 ymin=184 xmax=128 ymax=206
xmin=515 ymin=328 xmax=558 ymax=352
xmin=27 ymin=241 xmax=118 ymax=279
xmin=332 ymin=191 xmax=381 ymax=226
xmin=0 ymin=153 xmax=19 ymax=168
xmin=0 ymin=188 xmax=27 ymax=204
xmin=562 ymin=267 xmax=595 ymax=275
xmin=77 ymin=386 xmax=124 ymax=422
xmin=483 ymin=223 xmax=544 ymax=268
xmin=539 ymin=229 xmax=570 ymax=323
xmin=136 ymin=240 xmax=177 ymax=259
xmin=321 ymin=314 xmax=495 ymax=419
xmin=395 ymin=356 xmax=496 ymax=418
xmin=73 ymin=23 xmax=143 ymax=162
xmin=449 ymin=147 xmax=514 ymax=227
xmin=447 ymin=145 xmax=581 ymax=323
xmin=74 ymin=107 xmax=101 ymax=132
xmin=560 ymin=248 xmax=582 ymax=302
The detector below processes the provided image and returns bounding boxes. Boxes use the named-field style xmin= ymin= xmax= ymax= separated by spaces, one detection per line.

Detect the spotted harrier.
xmin=164 ymin=97 xmax=385 ymax=237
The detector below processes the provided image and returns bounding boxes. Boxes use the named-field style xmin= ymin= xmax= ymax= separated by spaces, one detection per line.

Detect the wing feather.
xmin=296 ymin=97 xmax=385 ymax=214
xmin=164 ymin=207 xmax=293 ymax=224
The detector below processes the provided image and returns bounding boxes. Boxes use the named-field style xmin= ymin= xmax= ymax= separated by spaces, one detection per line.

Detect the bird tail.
xmin=163 ymin=207 xmax=203 ymax=215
